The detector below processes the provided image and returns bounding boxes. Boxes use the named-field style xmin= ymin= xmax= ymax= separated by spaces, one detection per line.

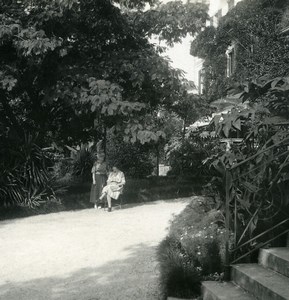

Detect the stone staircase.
xmin=202 ymin=236 xmax=289 ymax=300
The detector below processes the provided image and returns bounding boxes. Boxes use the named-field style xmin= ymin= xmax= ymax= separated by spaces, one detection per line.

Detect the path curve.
xmin=0 ymin=198 xmax=191 ymax=300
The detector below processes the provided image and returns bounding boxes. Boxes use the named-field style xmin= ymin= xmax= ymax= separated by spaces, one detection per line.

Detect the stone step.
xmin=232 ymin=263 xmax=289 ymax=300
xmin=259 ymin=248 xmax=289 ymax=277
xmin=202 ymin=281 xmax=256 ymax=300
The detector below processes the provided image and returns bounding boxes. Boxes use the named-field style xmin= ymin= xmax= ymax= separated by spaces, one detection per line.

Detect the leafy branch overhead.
xmin=81 ymin=79 xmax=146 ymax=116
xmin=0 ymin=0 xmax=208 ymax=145
xmin=0 ymin=0 xmax=209 ymax=206
xmin=127 ymin=1 xmax=208 ymax=46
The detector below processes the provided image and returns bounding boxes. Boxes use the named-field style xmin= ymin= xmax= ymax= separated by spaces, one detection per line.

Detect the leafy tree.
xmin=127 ymin=0 xmax=208 ymax=46
xmin=162 ymin=91 xmax=212 ymax=176
xmin=106 ymin=131 xmax=154 ymax=178
xmin=0 ymin=0 xmax=208 ymax=206
xmin=172 ymin=93 xmax=211 ymax=138
xmin=205 ymin=75 xmax=289 ymax=259
xmin=1 ymin=0 xmax=208 ymax=145
xmin=165 ymin=135 xmax=219 ymax=177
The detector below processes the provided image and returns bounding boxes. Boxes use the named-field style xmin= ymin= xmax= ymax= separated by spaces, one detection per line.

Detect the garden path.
xmin=0 ymin=198 xmax=191 ymax=300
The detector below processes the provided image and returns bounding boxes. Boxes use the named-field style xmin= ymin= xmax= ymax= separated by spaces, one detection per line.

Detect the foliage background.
xmin=0 ymin=0 xmax=208 ymax=208
xmin=191 ymin=0 xmax=289 ymax=102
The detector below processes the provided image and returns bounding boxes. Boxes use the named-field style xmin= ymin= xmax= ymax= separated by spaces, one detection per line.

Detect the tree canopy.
xmin=0 ymin=0 xmax=208 ymax=146
xmin=0 ymin=0 xmax=208 ymax=207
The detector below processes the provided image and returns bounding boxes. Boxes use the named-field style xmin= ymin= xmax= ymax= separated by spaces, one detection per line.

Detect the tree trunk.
xmin=156 ymin=144 xmax=159 ymax=177
xmin=103 ymin=126 xmax=107 ymax=158
xmin=182 ymin=118 xmax=186 ymax=141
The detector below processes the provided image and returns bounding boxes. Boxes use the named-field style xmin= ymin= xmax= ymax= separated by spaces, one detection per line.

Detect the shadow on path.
xmin=0 ymin=243 xmax=163 ymax=300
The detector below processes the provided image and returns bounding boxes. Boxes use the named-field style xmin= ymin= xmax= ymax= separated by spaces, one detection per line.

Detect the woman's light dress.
xmin=101 ymin=170 xmax=125 ymax=200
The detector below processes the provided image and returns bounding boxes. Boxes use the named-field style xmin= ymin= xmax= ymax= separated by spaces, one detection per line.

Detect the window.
xmin=226 ymin=45 xmax=236 ymax=77
xmin=198 ymin=68 xmax=205 ymax=94
xmin=228 ymin=50 xmax=234 ymax=76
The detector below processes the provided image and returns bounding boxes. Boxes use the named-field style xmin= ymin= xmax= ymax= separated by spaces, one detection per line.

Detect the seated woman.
xmin=99 ymin=165 xmax=125 ymax=212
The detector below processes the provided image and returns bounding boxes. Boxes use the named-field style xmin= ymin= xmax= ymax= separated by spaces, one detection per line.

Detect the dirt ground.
xmin=0 ymin=198 xmax=191 ymax=300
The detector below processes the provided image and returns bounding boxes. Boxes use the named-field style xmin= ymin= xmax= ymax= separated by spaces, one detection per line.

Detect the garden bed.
xmin=157 ymin=196 xmax=227 ymax=299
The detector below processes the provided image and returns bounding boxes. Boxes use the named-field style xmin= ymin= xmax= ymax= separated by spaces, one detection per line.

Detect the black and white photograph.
xmin=1 ymin=0 xmax=289 ymax=299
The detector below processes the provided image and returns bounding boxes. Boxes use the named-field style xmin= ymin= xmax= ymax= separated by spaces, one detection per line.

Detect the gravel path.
xmin=0 ymin=198 xmax=191 ymax=300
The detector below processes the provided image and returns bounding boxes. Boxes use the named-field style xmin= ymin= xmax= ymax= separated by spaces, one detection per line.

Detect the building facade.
xmin=192 ymin=0 xmax=243 ymax=94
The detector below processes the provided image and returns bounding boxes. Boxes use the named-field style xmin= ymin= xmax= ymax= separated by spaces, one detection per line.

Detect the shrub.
xmin=157 ymin=197 xmax=228 ymax=299
xmin=158 ymin=236 xmax=201 ymax=299
xmin=0 ymin=133 xmax=61 ymax=208
xmin=71 ymin=144 xmax=95 ymax=181
xmin=51 ymin=155 xmax=74 ymax=182
xmin=106 ymin=133 xmax=154 ymax=178
xmin=166 ymin=136 xmax=219 ymax=178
